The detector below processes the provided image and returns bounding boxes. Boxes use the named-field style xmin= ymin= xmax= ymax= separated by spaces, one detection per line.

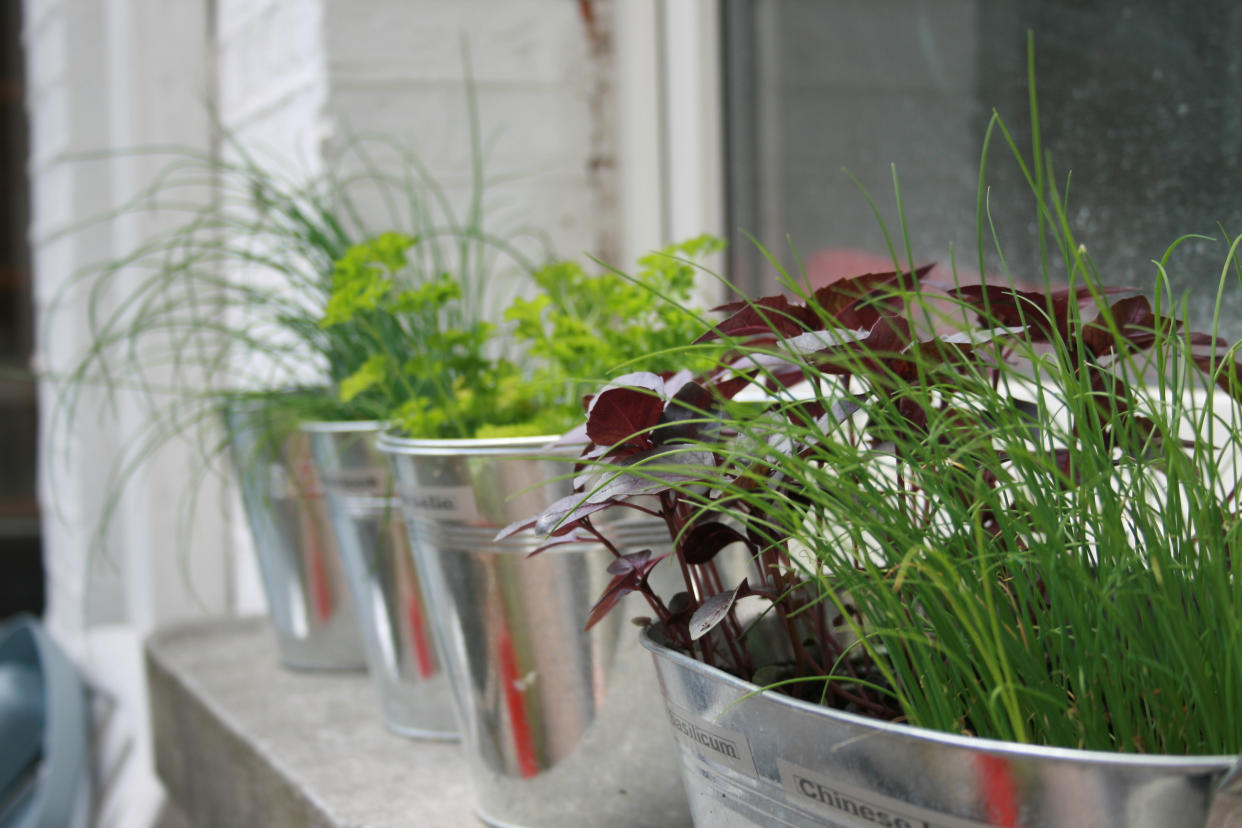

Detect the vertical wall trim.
xmin=659 ymin=0 xmax=725 ymax=302
xmin=614 ymin=0 xmax=664 ymax=270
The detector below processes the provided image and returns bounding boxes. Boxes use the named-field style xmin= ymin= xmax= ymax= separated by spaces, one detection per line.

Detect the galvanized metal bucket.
xmin=303 ymin=420 xmax=456 ymax=739
xmin=223 ymin=403 xmax=365 ymax=671
xmin=378 ymin=433 xmax=693 ymax=828
xmin=642 ymin=626 xmax=1242 ymax=828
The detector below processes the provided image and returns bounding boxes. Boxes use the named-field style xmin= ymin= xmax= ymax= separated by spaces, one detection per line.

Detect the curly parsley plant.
xmin=322 ymin=233 xmax=723 ymax=439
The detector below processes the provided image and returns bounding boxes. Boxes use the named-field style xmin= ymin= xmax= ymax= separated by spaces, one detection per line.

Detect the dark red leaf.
xmin=1109 ymin=294 xmax=1157 ymax=327
xmin=585 ymin=550 xmax=668 ymax=630
xmin=813 ymin=264 xmax=935 ymax=328
xmin=702 ymin=294 xmax=819 ymax=343
xmin=952 ymin=284 xmax=1134 ymax=346
xmin=1081 ymin=295 xmax=1158 ymax=356
xmin=1189 ymin=332 xmax=1228 ymax=348
xmin=704 ymin=266 xmax=933 ymax=345
xmin=606 ymin=548 xmax=653 ymax=575
xmin=681 ymin=521 xmax=748 ymax=565
xmin=862 ymin=314 xmax=913 ymax=354
xmin=784 ymin=398 xmax=827 ymax=429
xmin=710 ymin=374 xmax=755 ymax=400
xmin=1192 ymin=353 xmax=1242 ymax=404
xmin=584 ymin=570 xmax=640 ymax=630
xmin=712 ymin=296 xmax=764 ymax=314
xmin=653 ymin=381 xmax=718 ymax=446
xmin=806 ymin=316 xmax=916 ymax=383
xmin=585 ymin=385 xmax=666 ymax=447
xmin=666 ymin=378 xmax=713 ymax=415
xmin=584 ymin=371 xmax=664 ymax=417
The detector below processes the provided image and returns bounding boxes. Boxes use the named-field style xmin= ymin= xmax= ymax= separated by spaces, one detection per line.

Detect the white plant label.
xmin=665 ymin=704 xmax=757 ymax=778
xmin=401 ymin=484 xmax=482 ymax=523
xmin=320 ymin=468 xmax=387 ymax=497
xmin=778 ymin=758 xmax=994 ymax=828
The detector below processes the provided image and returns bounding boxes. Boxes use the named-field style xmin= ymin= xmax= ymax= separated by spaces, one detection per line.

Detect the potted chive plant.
xmin=514 ymin=94 xmax=1242 ymax=828
xmin=347 ymin=236 xmax=722 ymax=828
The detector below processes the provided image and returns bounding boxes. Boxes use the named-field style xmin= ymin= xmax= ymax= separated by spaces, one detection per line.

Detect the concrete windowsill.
xmin=146 ymin=617 xmax=478 ymax=828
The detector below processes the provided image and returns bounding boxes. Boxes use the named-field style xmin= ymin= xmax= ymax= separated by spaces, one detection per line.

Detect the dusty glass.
xmin=723 ymin=0 xmax=1242 ymax=336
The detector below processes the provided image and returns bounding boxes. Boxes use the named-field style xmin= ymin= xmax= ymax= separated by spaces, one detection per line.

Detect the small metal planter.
xmin=642 ymin=626 xmax=1242 ymax=828
xmin=378 ymin=433 xmax=692 ymax=828
xmin=302 ymin=420 xmax=456 ymax=739
xmin=223 ymin=404 xmax=365 ymax=671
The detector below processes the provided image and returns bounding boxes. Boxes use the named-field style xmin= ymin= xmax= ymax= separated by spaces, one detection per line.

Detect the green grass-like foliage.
xmin=723 ymin=267 xmax=1242 ymax=755
xmin=325 ymin=233 xmax=722 ymax=439
xmin=523 ymin=235 xmax=1242 ymax=755
xmin=516 ymin=49 xmax=1242 ymax=753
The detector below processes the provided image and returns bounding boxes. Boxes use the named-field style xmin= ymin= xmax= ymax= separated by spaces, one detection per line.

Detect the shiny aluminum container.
xmin=642 ymin=626 xmax=1242 ymax=828
xmin=223 ymin=404 xmax=365 ymax=671
xmin=303 ymin=421 xmax=456 ymax=739
xmin=378 ymin=433 xmax=692 ymax=828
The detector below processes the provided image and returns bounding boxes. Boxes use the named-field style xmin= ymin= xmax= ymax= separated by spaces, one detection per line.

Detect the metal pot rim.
xmin=300 ymin=419 xmax=387 ymax=433
xmin=375 ymin=431 xmax=573 ymax=456
xmin=639 ymin=625 xmax=1236 ymax=771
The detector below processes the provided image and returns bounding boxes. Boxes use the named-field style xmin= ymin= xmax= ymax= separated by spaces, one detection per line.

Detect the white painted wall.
xmin=26 ymin=1 xmax=222 ymax=823
xmin=615 ymin=0 xmax=725 ymax=305
xmin=27 ymin=0 xmax=227 ymax=640
xmin=320 ymin=0 xmax=616 ymax=284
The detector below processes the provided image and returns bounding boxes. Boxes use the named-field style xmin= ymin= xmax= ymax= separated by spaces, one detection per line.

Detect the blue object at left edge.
xmin=0 ymin=615 xmax=91 ymax=828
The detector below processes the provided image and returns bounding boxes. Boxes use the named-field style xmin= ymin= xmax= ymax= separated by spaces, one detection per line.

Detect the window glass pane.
xmin=723 ymin=0 xmax=1242 ymax=336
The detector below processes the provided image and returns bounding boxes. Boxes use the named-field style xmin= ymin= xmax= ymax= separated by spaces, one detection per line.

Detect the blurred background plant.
xmin=46 ymin=115 xmax=549 ymax=550
xmin=325 ymin=232 xmax=723 ymax=440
